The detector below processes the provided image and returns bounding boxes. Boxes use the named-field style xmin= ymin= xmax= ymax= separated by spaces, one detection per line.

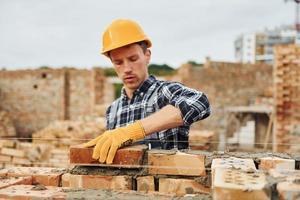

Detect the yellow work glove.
xmin=83 ymin=121 xmax=145 ymax=164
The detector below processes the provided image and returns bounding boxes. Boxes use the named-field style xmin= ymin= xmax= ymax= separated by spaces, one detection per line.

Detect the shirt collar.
xmin=121 ymin=75 xmax=156 ymax=100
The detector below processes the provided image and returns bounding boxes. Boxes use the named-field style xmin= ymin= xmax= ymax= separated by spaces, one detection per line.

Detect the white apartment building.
xmin=235 ymin=25 xmax=297 ymax=64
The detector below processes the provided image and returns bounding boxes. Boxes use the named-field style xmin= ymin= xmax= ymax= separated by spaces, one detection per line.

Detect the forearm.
xmin=140 ymin=105 xmax=183 ymax=136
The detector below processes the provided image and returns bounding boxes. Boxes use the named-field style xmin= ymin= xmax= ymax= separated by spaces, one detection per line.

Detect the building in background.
xmin=235 ymin=25 xmax=297 ymax=64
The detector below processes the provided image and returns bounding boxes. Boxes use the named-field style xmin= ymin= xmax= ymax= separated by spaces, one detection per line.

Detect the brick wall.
xmin=0 ymin=146 xmax=298 ymax=199
xmin=274 ymin=44 xmax=300 ymax=152
xmin=174 ymin=61 xmax=273 ymax=135
xmin=0 ymin=68 xmax=109 ymax=137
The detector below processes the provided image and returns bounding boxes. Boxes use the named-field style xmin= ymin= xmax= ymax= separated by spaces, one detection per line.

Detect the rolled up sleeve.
xmin=160 ymin=82 xmax=211 ymax=126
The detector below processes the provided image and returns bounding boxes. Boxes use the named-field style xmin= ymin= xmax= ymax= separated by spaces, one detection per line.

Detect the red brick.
xmin=259 ymin=157 xmax=295 ymax=171
xmin=148 ymin=150 xmax=206 ymax=176
xmin=136 ymin=176 xmax=155 ymax=192
xmin=0 ymin=185 xmax=66 ymax=200
xmin=62 ymin=173 xmax=132 ymax=190
xmin=70 ymin=144 xmax=147 ymax=167
xmin=0 ymin=167 xmax=65 ymax=186
xmin=0 ymin=176 xmax=32 ymax=189
xmin=213 ymin=168 xmax=270 ymax=200
xmin=159 ymin=178 xmax=210 ymax=196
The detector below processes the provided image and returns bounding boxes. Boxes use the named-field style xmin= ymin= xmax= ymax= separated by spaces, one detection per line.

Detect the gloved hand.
xmin=83 ymin=121 xmax=145 ymax=164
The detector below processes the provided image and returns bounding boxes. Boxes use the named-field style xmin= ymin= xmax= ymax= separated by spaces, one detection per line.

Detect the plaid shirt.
xmin=106 ymin=75 xmax=211 ymax=149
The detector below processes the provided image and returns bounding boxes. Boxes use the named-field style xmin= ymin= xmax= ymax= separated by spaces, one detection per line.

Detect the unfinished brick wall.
xmin=0 ymin=68 xmax=108 ymax=137
xmin=0 ymin=69 xmax=65 ymax=137
xmin=68 ymin=70 xmax=94 ymax=120
xmin=175 ymin=62 xmax=273 ymax=135
xmin=274 ymin=44 xmax=300 ymax=152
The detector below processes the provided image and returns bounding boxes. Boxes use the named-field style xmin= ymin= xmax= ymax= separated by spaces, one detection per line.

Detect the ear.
xmin=145 ymin=49 xmax=151 ymax=64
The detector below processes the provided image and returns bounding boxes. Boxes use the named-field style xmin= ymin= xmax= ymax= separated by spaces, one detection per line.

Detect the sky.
xmin=0 ymin=0 xmax=295 ymax=69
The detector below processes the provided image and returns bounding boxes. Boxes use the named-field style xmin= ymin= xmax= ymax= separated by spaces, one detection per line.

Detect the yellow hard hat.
xmin=101 ymin=19 xmax=152 ymax=55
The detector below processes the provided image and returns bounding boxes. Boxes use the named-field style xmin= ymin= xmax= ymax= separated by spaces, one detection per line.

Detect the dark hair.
xmin=107 ymin=40 xmax=148 ymax=58
xmin=136 ymin=41 xmax=148 ymax=53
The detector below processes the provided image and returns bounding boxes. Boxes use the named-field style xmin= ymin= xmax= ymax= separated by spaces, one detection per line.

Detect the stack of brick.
xmin=32 ymin=118 xmax=106 ymax=148
xmin=274 ymin=44 xmax=300 ymax=152
xmin=0 ymin=111 xmax=16 ymax=137
xmin=189 ymin=130 xmax=214 ymax=150
xmin=0 ymin=140 xmax=31 ymax=168
xmin=0 ymin=140 xmax=52 ymax=168
xmin=48 ymin=149 xmax=70 ymax=168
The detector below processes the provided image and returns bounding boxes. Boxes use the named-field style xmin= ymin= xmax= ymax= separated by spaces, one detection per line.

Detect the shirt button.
xmin=140 ymin=92 xmax=144 ymax=96
xmin=130 ymin=105 xmax=134 ymax=109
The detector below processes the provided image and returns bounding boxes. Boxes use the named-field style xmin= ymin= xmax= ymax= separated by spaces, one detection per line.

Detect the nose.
xmin=123 ymin=61 xmax=132 ymax=73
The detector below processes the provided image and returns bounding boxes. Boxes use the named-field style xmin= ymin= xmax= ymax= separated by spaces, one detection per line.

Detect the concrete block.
xmin=211 ymin=157 xmax=256 ymax=185
xmin=213 ymin=168 xmax=270 ymax=200
xmin=148 ymin=150 xmax=206 ymax=176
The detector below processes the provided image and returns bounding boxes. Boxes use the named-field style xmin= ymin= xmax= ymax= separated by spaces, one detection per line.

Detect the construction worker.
xmin=84 ymin=19 xmax=211 ymax=164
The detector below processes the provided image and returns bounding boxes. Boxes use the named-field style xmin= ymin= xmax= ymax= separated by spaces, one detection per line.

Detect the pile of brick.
xmin=274 ymin=44 xmax=300 ymax=152
xmin=189 ymin=130 xmax=214 ymax=150
xmin=48 ymin=149 xmax=70 ymax=168
xmin=32 ymin=118 xmax=106 ymax=148
xmin=0 ymin=111 xmax=16 ymax=137
xmin=0 ymin=140 xmax=52 ymax=168
xmin=0 ymin=145 xmax=300 ymax=199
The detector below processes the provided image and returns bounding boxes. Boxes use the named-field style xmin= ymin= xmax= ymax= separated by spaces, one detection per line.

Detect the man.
xmin=84 ymin=19 xmax=211 ymax=164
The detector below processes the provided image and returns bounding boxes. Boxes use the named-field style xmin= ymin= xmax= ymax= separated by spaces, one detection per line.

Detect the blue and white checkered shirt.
xmin=106 ymin=75 xmax=211 ymax=149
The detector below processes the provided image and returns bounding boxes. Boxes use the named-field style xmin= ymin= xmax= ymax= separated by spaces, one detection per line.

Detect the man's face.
xmin=110 ymin=44 xmax=151 ymax=93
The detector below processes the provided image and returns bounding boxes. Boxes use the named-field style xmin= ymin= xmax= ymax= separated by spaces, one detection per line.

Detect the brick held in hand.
xmin=69 ymin=144 xmax=147 ymax=167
